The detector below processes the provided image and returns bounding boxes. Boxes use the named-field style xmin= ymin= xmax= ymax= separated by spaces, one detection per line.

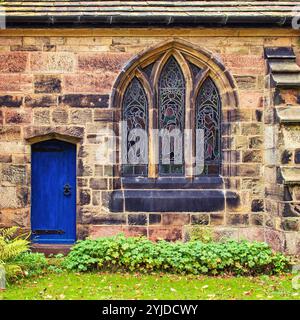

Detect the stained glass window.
xmin=196 ymin=77 xmax=221 ymax=175
xmin=122 ymin=77 xmax=148 ymax=176
xmin=158 ymin=57 xmax=185 ymax=175
xmin=121 ymin=55 xmax=222 ymax=178
xmin=188 ymin=62 xmax=202 ymax=79
xmin=142 ymin=62 xmax=155 ymax=79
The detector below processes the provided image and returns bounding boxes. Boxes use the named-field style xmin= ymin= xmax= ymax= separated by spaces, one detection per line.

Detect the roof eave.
xmin=4 ymin=14 xmax=293 ymax=28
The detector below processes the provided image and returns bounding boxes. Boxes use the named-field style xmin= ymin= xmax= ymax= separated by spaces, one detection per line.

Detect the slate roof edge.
xmin=3 ymin=14 xmax=294 ymax=28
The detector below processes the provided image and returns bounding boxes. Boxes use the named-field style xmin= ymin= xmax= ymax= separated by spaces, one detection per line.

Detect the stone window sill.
xmin=110 ymin=176 xmax=239 ymax=213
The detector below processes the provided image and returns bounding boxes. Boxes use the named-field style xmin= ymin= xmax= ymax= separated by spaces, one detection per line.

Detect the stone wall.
xmin=0 ymin=28 xmax=299 ymax=253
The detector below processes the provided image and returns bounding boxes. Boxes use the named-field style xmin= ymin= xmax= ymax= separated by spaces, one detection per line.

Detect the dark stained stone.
xmin=149 ymin=214 xmax=161 ymax=225
xmin=0 ymin=154 xmax=12 ymax=163
xmin=249 ymin=136 xmax=263 ymax=149
xmin=282 ymin=150 xmax=292 ymax=164
xmin=274 ymin=88 xmax=284 ymax=105
xmin=34 ymin=75 xmax=62 ymax=93
xmin=59 ymin=94 xmax=109 ymax=108
xmin=227 ymin=214 xmax=249 ymax=225
xmin=295 ymin=149 xmax=300 ymax=164
xmin=251 ymin=199 xmax=264 ymax=212
xmin=191 ymin=214 xmax=209 ymax=225
xmin=255 ymin=110 xmax=262 ymax=122
xmin=282 ymin=203 xmax=300 ymax=217
xmin=128 ymin=214 xmax=148 ymax=226
xmin=250 ymin=213 xmax=264 ymax=226
xmin=110 ymin=190 xmax=225 ymax=212
xmin=11 ymin=45 xmax=40 ymax=51
xmin=264 ymin=47 xmax=295 ymax=59
xmin=226 ymin=191 xmax=240 ymax=209
xmin=79 ymin=189 xmax=91 ymax=205
xmin=283 ymin=186 xmax=293 ymax=201
xmin=281 ymin=218 xmax=299 ymax=231
xmin=25 ymin=95 xmax=57 ymax=108
xmin=0 ymin=95 xmax=22 ymax=107
xmin=17 ymin=187 xmax=29 ymax=207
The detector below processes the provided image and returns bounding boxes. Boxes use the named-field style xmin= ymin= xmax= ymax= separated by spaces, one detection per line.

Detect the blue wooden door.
xmin=31 ymin=139 xmax=76 ymax=244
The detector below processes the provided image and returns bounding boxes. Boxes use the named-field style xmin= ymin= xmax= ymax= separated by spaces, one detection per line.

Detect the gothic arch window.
xmin=158 ymin=57 xmax=185 ymax=175
xmin=120 ymin=49 xmax=222 ymax=178
xmin=122 ymin=77 xmax=148 ymax=176
xmin=196 ymin=77 xmax=221 ymax=175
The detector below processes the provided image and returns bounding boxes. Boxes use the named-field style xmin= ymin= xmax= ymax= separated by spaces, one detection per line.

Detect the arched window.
xmin=122 ymin=77 xmax=148 ymax=176
xmin=196 ymin=78 xmax=221 ymax=175
xmin=121 ymin=52 xmax=222 ymax=178
xmin=158 ymin=57 xmax=185 ymax=175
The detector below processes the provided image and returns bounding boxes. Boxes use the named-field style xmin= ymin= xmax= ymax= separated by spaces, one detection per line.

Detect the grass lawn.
xmin=1 ymin=272 xmax=300 ymax=300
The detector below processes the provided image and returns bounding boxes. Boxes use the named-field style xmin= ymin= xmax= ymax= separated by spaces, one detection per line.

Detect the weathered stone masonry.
xmin=0 ymin=29 xmax=300 ymax=253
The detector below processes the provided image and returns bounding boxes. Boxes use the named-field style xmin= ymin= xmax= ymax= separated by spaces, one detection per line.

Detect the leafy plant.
xmin=63 ymin=234 xmax=290 ymax=275
xmin=14 ymin=252 xmax=48 ymax=277
xmin=0 ymin=227 xmax=30 ymax=280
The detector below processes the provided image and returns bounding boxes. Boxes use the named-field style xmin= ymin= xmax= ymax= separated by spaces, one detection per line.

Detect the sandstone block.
xmin=227 ymin=214 xmax=249 ymax=226
xmin=34 ymin=75 xmax=62 ymax=93
xmin=89 ymin=225 xmax=123 ymax=238
xmin=89 ymin=178 xmax=108 ymax=190
xmin=0 ymin=74 xmax=32 ymax=93
xmin=149 ymin=214 xmax=161 ymax=225
xmin=70 ymin=109 xmax=92 ymax=124
xmin=5 ymin=110 xmax=31 ymax=125
xmin=79 ymin=189 xmax=91 ymax=206
xmin=148 ymin=226 xmax=182 ymax=241
xmin=0 ymin=52 xmax=28 ymax=73
xmin=52 ymin=109 xmax=69 ymax=124
xmin=33 ymin=110 xmax=50 ymax=125
xmin=24 ymin=95 xmax=57 ymax=108
xmin=234 ymin=76 xmax=257 ymax=90
xmin=162 ymin=213 xmax=190 ymax=226
xmin=0 ymin=186 xmax=20 ymax=209
xmin=210 ymin=213 xmax=224 ymax=226
xmin=30 ymin=52 xmax=74 ymax=72
xmin=242 ymin=150 xmax=262 ymax=163
xmin=0 ymin=127 xmax=21 ymax=141
xmin=94 ymin=109 xmax=114 ymax=121
xmin=0 ymin=95 xmax=22 ymax=108
xmin=1 ymin=164 xmax=27 ymax=184
xmin=78 ymin=52 xmax=131 ymax=72
xmin=63 ymin=74 xmax=116 ymax=93
xmin=59 ymin=94 xmax=109 ymax=108
xmin=92 ymin=191 xmax=101 ymax=206
xmin=128 ymin=214 xmax=148 ymax=226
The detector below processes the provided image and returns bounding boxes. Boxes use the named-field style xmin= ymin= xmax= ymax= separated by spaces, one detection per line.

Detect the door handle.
xmin=63 ymin=183 xmax=72 ymax=196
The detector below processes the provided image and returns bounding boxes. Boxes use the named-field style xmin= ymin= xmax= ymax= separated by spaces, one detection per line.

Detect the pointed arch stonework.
xmin=110 ymin=39 xmax=239 ymax=213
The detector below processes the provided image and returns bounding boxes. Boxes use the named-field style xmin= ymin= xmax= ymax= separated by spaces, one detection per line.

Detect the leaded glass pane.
xmin=158 ymin=57 xmax=185 ymax=175
xmin=122 ymin=77 xmax=148 ymax=176
xmin=142 ymin=62 xmax=155 ymax=79
xmin=189 ymin=62 xmax=202 ymax=79
xmin=196 ymin=77 xmax=221 ymax=175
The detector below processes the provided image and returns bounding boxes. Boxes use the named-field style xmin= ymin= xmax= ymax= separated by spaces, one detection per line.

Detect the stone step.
xmin=30 ymin=244 xmax=72 ymax=256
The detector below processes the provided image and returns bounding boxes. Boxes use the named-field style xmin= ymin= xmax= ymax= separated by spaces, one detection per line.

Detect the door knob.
xmin=63 ymin=183 xmax=71 ymax=196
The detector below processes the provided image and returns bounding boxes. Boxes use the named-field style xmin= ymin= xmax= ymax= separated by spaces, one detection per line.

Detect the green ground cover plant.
xmin=62 ymin=234 xmax=290 ymax=275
